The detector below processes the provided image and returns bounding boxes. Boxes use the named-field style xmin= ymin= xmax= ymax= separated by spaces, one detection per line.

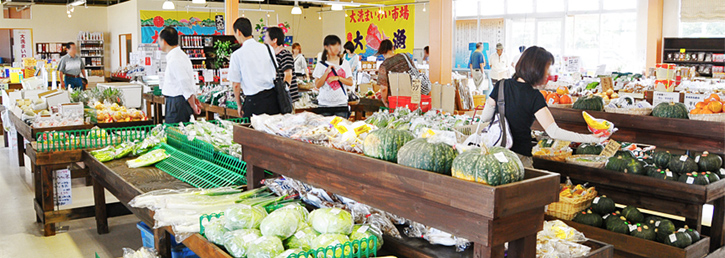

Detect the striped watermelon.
xmin=363 ymin=129 xmax=415 ymax=162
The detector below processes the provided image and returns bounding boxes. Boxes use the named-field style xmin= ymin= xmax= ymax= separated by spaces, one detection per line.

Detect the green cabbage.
xmin=349 ymin=224 xmax=383 ymax=251
xmin=260 ymin=209 xmax=301 ymax=239
xmin=311 ymin=234 xmax=352 ymax=258
xmin=222 ymin=229 xmax=262 ymax=258
xmin=308 ymin=208 xmax=353 ymax=235
xmin=284 ymin=224 xmax=320 ymax=251
xmin=204 ymin=218 xmax=228 ymax=245
xmin=277 ymin=203 xmax=309 ymax=224
xmin=224 ymin=205 xmax=268 ymax=230
xmin=247 ymin=236 xmax=284 ymax=258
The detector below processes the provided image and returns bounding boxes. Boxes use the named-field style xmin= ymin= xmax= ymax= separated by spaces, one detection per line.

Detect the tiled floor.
xmin=0 ymin=140 xmax=143 ymax=258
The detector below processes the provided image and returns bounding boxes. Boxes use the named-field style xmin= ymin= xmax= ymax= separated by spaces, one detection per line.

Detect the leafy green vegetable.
xmin=126 ymin=149 xmax=169 ymax=168
xmin=260 ymin=208 xmax=302 ymax=239
xmin=311 ymin=234 xmax=352 ymax=258
xmin=114 ymin=141 xmax=136 ymax=159
xmin=224 ymin=205 xmax=268 ymax=230
xmin=247 ymin=236 xmax=284 ymax=258
xmin=586 ymin=82 xmax=600 ymax=90
xmin=284 ymin=224 xmax=320 ymax=251
xmin=349 ymin=225 xmax=383 ymax=251
xmin=223 ymin=229 xmax=262 ymax=258
xmin=204 ymin=218 xmax=229 ymax=245
xmin=309 ymin=208 xmax=354 ymax=235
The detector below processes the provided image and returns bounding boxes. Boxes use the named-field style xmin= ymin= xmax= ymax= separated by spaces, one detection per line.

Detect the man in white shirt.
xmin=490 ymin=43 xmax=510 ymax=86
xmin=229 ymin=17 xmax=280 ymax=118
xmin=158 ymin=27 xmax=201 ymax=123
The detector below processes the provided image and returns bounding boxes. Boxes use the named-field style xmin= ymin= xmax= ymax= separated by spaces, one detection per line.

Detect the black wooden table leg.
xmin=16 ymin=130 xmax=24 ymax=166
xmin=93 ymin=177 xmax=109 ymax=234
xmin=154 ymin=227 xmax=172 ymax=258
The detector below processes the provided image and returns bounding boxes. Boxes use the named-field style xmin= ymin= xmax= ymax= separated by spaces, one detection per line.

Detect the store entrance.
xmin=0 ymin=29 xmax=11 ymax=65
xmin=119 ymin=33 xmax=132 ymax=67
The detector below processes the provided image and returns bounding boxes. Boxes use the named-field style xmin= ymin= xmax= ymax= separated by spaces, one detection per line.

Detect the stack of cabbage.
xmin=205 ymin=206 xmax=383 ymax=258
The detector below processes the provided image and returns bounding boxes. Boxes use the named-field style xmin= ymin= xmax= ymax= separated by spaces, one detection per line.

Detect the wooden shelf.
xmin=664 ymin=60 xmax=724 ymax=65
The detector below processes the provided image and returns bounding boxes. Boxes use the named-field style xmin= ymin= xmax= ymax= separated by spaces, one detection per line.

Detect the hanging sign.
xmin=344 ymin=5 xmax=416 ymax=56
xmin=13 ymin=29 xmax=32 ymax=63
xmin=140 ymin=10 xmax=224 ymax=44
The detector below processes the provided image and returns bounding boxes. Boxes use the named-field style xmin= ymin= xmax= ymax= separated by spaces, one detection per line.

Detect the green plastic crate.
xmin=155 ymin=144 xmax=246 ymax=188
xmin=165 ymin=127 xmax=216 ymax=161
xmin=199 ymin=213 xmax=378 ymax=258
xmin=35 ymin=125 xmax=158 ymax=152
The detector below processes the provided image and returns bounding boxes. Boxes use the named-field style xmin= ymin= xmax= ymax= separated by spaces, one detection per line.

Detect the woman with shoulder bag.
xmin=313 ymin=35 xmax=354 ymax=118
xmin=478 ymin=46 xmax=608 ymax=168
xmin=377 ymin=39 xmax=430 ymax=107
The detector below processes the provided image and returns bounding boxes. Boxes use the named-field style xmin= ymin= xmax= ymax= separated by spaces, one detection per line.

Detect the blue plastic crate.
xmin=136 ymin=222 xmax=199 ymax=258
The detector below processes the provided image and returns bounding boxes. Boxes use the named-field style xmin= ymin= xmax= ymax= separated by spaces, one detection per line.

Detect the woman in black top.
xmin=480 ymin=46 xmax=605 ymax=167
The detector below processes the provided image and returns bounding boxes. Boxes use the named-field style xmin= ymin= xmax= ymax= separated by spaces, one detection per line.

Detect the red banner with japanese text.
xmin=344 ymin=5 xmax=415 ymax=56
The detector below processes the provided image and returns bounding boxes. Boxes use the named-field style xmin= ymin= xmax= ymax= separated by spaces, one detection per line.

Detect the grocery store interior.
xmin=3 ymin=0 xmax=725 ymax=258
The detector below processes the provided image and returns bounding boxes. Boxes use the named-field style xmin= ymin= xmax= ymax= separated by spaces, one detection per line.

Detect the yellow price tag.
xmin=680 ymin=48 xmax=686 ymax=53
xmin=354 ymin=124 xmax=371 ymax=136
xmin=330 ymin=117 xmax=344 ymax=126
xmin=421 ymin=129 xmax=436 ymax=138
xmin=335 ymin=125 xmax=348 ymax=134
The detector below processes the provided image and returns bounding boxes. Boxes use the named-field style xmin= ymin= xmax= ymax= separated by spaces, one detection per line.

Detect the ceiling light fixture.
xmin=68 ymin=14 xmax=72 ymax=18
xmin=291 ymin=1 xmax=302 ymax=14
xmin=192 ymin=0 xmax=205 ymax=4
xmin=162 ymin=0 xmax=174 ymax=9
xmin=68 ymin=0 xmax=85 ymax=6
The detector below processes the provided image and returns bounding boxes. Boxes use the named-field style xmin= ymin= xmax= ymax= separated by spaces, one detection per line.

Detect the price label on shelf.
xmin=600 ymin=141 xmax=622 ymax=158
xmin=653 ymin=91 xmax=680 ymax=107
xmin=666 ymin=171 xmax=673 ymax=177
xmin=330 ymin=117 xmax=344 ymax=126
xmin=669 ymin=233 xmax=678 ymax=242
xmin=680 ymin=155 xmax=688 ymax=162
xmin=695 ymin=155 xmax=701 ymax=163
xmin=354 ymin=124 xmax=371 ymax=136
xmin=686 ymin=177 xmax=695 ymax=184
xmin=680 ymin=48 xmax=686 ymax=53
xmin=593 ymin=197 xmax=600 ymax=204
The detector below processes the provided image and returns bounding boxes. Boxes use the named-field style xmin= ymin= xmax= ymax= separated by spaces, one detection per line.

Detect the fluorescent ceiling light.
xmin=291 ymin=1 xmax=302 ymax=14
xmin=162 ymin=0 xmax=174 ymax=9
xmin=282 ymin=0 xmax=382 ymax=7
xmin=192 ymin=0 xmax=205 ymax=4
xmin=68 ymin=0 xmax=85 ymax=6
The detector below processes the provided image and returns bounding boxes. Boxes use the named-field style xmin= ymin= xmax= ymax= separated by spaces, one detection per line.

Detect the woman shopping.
xmin=292 ymin=43 xmax=309 ymax=80
xmin=377 ymin=39 xmax=427 ymax=107
xmin=343 ymin=41 xmax=361 ymax=81
xmin=478 ymin=46 xmax=607 ymax=167
xmin=313 ymin=35 xmax=354 ymax=118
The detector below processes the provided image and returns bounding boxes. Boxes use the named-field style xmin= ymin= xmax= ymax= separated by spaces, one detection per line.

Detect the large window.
xmin=681 ymin=22 xmax=725 ymax=37
xmin=454 ymin=0 xmax=643 ymax=72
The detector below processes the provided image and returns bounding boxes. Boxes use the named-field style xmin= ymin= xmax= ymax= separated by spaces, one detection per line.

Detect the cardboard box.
xmin=441 ymin=84 xmax=456 ymax=114
xmin=357 ymin=82 xmax=380 ymax=94
xmin=388 ymin=72 xmax=412 ymax=97
xmin=430 ymin=83 xmax=442 ymax=109
xmin=2 ymin=89 xmax=22 ymax=108
xmin=60 ymin=103 xmax=84 ymax=116
xmin=40 ymin=90 xmax=71 ymax=107
xmin=23 ymin=89 xmax=49 ymax=101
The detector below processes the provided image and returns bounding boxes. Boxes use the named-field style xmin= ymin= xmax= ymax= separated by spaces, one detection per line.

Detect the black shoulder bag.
xmin=266 ymin=45 xmax=293 ymax=114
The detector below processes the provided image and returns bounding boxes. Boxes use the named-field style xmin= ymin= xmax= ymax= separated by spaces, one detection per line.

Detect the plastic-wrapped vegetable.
xmin=349 ymin=224 xmax=383 ymax=251
xmin=223 ymin=229 xmax=262 ymax=258
xmin=309 ymin=208 xmax=354 ymax=235
xmin=260 ymin=208 xmax=301 ymax=239
xmin=247 ymin=236 xmax=284 ymax=258
xmin=284 ymin=224 xmax=320 ymax=251
xmin=126 ymin=149 xmax=169 ymax=168
xmin=311 ymin=234 xmax=352 ymax=258
xmin=91 ymin=145 xmax=116 ymax=162
xmin=274 ymin=249 xmax=305 ymax=258
xmin=277 ymin=203 xmax=310 ymax=224
xmin=224 ymin=204 xmax=268 ymax=230
xmin=122 ymin=247 xmax=160 ymax=258
xmin=114 ymin=141 xmax=136 ymax=159
xmin=204 ymin=218 xmax=228 ymax=245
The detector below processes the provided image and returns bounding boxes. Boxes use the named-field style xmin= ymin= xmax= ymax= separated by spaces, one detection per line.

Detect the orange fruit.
xmin=705 ymin=94 xmax=721 ymax=103
xmin=702 ymin=109 xmax=714 ymax=114
xmin=696 ymin=102 xmax=707 ymax=109
xmin=546 ymin=92 xmax=560 ymax=105
xmin=540 ymin=90 xmax=549 ymax=98
xmin=559 ymin=95 xmax=573 ymax=104
xmin=708 ymin=101 xmax=723 ymax=113
xmin=691 ymin=108 xmax=701 ymax=115
xmin=556 ymin=86 xmax=569 ymax=96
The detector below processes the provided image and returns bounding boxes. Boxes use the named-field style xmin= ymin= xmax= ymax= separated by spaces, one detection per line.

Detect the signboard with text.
xmin=13 ymin=29 xmax=32 ymax=63
xmin=344 ymin=5 xmax=415 ymax=57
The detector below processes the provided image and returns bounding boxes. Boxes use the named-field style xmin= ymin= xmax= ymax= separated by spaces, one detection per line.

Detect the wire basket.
xmin=689 ymin=113 xmax=725 ymax=122
xmin=546 ymin=186 xmax=598 ymax=220
xmin=533 ymin=149 xmax=573 ymax=162
xmin=565 ymin=155 xmax=608 ymax=168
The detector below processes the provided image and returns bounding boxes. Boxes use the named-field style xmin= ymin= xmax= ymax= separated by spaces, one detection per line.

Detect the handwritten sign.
xmin=683 ymin=93 xmax=707 ymax=111
xmin=600 ymin=77 xmax=614 ymax=93
xmin=55 ymin=169 xmax=72 ymax=206
xmin=600 ymin=141 xmax=622 ymax=158
xmin=411 ymin=78 xmax=421 ymax=104
xmin=653 ymin=91 xmax=680 ymax=107
xmin=12 ymin=29 xmax=32 ymax=63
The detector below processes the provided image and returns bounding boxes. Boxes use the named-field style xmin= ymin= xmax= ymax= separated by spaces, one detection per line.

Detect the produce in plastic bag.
xmin=582 ymin=111 xmax=617 ymax=138
xmin=309 ymin=208 xmax=354 ymax=235
xmin=91 ymin=145 xmax=116 ymax=162
xmin=114 ymin=141 xmax=137 ymax=159
xmin=311 ymin=234 xmax=352 ymax=258
xmin=276 ymin=203 xmax=310 ymax=224
xmin=350 ymin=224 xmax=383 ymax=251
xmin=274 ymin=248 xmax=306 ymax=258
xmin=203 ymin=218 xmax=228 ymax=245
xmin=126 ymin=149 xmax=170 ymax=168
xmin=260 ymin=208 xmax=302 ymax=239
xmin=538 ymin=220 xmax=587 ymax=243
xmin=247 ymin=236 xmax=285 ymax=258
xmin=284 ymin=224 xmax=320 ymax=251
xmin=122 ymin=247 xmax=160 ymax=258
xmin=224 ymin=204 xmax=268 ymax=230
xmin=536 ymin=220 xmax=591 ymax=258
xmin=223 ymin=229 xmax=262 ymax=258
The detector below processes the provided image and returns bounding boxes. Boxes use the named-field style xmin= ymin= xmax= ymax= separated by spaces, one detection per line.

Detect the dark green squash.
xmin=606 ymin=156 xmax=629 ymax=172
xmin=645 ymin=166 xmax=662 ymax=177
xmin=576 ymin=143 xmax=604 ymax=155
xmin=641 ymin=156 xmax=655 ymax=166
xmin=630 ymin=224 xmax=656 ymax=241
xmin=572 ymin=210 xmax=603 ymax=228
xmin=652 ymin=102 xmax=689 ymax=119
xmin=363 ymin=129 xmax=415 ymax=162
xmin=615 ymin=150 xmax=637 ymax=160
xmin=573 ymin=95 xmax=605 ymax=111
xmin=697 ymin=151 xmax=723 ymax=172
xmin=591 ymin=195 xmax=617 ymax=215
xmin=623 ymin=159 xmax=646 ymax=175
xmin=678 ymin=173 xmax=710 ymax=185
xmin=655 ymin=219 xmax=677 ymax=242
xmin=668 ymin=155 xmax=698 ymax=175
xmin=644 ymin=216 xmax=661 ymax=228
xmin=681 ymin=226 xmax=701 ymax=242
xmin=397 ymin=138 xmax=458 ymax=175
xmin=622 ymin=205 xmax=644 ymax=223
xmin=606 ymin=216 xmax=630 ymax=234
xmin=602 ymin=211 xmax=622 ymax=228
xmin=451 ymin=147 xmax=524 ymax=186
xmin=653 ymin=151 xmax=672 ymax=168
xmin=703 ymin=172 xmax=720 ymax=183
xmin=664 ymin=232 xmax=693 ymax=248
xmin=651 ymin=169 xmax=678 ymax=181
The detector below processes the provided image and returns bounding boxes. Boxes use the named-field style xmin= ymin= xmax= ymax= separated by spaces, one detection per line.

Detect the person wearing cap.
xmin=469 ymin=42 xmax=486 ymax=91
xmin=490 ymin=43 xmax=510 ymax=86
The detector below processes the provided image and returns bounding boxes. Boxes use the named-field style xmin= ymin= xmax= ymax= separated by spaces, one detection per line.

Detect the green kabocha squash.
xmin=641 ymin=156 xmax=655 ymax=166
xmin=697 ymin=151 xmax=723 ymax=172
xmin=397 ymin=138 xmax=458 ymax=175
xmin=576 ymin=143 xmax=604 ymax=155
xmin=664 ymin=232 xmax=693 ymax=248
xmin=655 ymin=219 xmax=677 ymax=242
xmin=615 ymin=150 xmax=637 ymax=160
xmin=606 ymin=216 xmax=630 ymax=234
xmin=573 ymin=95 xmax=604 ymax=111
xmin=623 ymin=159 xmax=646 ymax=175
xmin=645 ymin=166 xmax=662 ymax=177
xmin=591 ymin=196 xmax=617 ymax=215
xmin=622 ymin=205 xmax=644 ymax=223
xmin=703 ymin=172 xmax=720 ymax=183
xmin=644 ymin=216 xmax=661 ymax=228
xmin=451 ymin=146 xmax=524 ymax=186
xmin=651 ymin=169 xmax=678 ymax=181
xmin=573 ymin=210 xmax=603 ymax=228
xmin=653 ymin=151 xmax=672 ymax=168
xmin=603 ymin=211 xmax=622 ymax=226
xmin=678 ymin=173 xmax=710 ymax=185
xmin=681 ymin=226 xmax=701 ymax=242
xmin=652 ymin=102 xmax=689 ymax=119
xmin=606 ymin=156 xmax=629 ymax=172
xmin=630 ymin=224 xmax=656 ymax=241
xmin=362 ymin=129 xmax=415 ymax=162
xmin=669 ymin=155 xmax=698 ymax=175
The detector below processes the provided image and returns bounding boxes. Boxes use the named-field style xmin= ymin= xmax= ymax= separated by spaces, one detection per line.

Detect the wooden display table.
xmin=350 ymin=98 xmax=385 ymax=121
xmin=234 ymin=125 xmax=560 ymax=258
xmin=143 ymin=93 xmax=165 ymax=124
xmin=9 ymin=111 xmax=92 ymax=166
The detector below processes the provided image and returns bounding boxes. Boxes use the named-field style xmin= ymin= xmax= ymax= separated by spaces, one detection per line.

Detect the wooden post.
xmin=428 ymin=0 xmax=453 ymax=85
xmin=246 ymin=165 xmax=266 ymax=189
xmin=33 ymin=162 xmax=42 ymax=223
xmin=473 ymin=242 xmax=505 ymax=258
xmin=93 ymin=177 xmax=109 ymax=234
xmin=645 ymin=0 xmax=663 ymax=74
xmin=225 ymin=0 xmax=239 ymax=36
xmin=154 ymin=227 xmax=172 ymax=258
xmin=712 ymin=197 xmax=725 ymax=252
xmin=16 ymin=130 xmax=25 ymax=166
xmin=507 ymin=234 xmax=537 ymax=258
xmin=41 ymin=166 xmax=55 ymax=236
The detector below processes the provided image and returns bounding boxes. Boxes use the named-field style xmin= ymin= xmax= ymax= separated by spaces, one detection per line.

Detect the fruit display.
xmin=593 ymin=89 xmax=618 ymax=102
xmin=541 ymin=86 xmax=574 ymax=105
xmin=93 ymin=102 xmax=147 ymax=123
xmin=690 ymin=94 xmax=725 ymax=115
xmin=652 ymin=102 xmax=689 ymax=119
xmin=451 ymin=146 xmax=525 ymax=186
xmin=572 ymin=95 xmax=605 ymax=111
xmin=613 ymin=150 xmax=725 ymax=185
xmin=533 ymin=139 xmax=573 ymax=162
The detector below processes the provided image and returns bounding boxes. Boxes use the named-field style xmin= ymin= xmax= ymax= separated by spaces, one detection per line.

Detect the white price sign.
xmin=54 ymin=169 xmax=72 ymax=206
xmin=683 ymin=93 xmax=708 ymax=111
xmin=653 ymin=91 xmax=680 ymax=107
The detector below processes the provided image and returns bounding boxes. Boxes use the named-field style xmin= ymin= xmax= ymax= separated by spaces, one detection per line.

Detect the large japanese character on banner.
xmin=393 ymin=29 xmax=407 ymax=50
